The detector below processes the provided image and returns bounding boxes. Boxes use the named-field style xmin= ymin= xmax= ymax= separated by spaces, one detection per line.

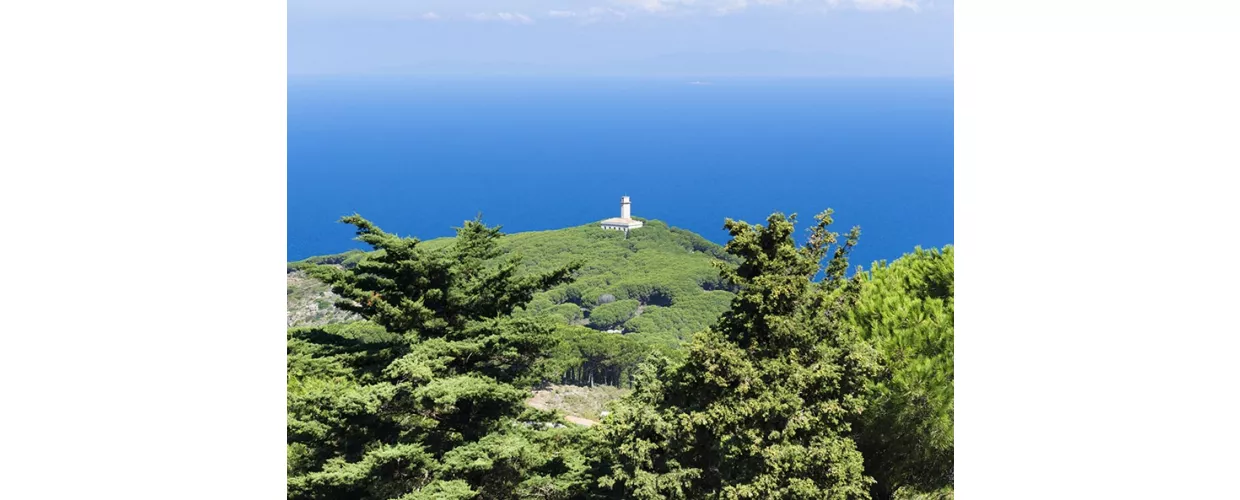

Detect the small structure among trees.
xmin=600 ymin=195 xmax=644 ymax=232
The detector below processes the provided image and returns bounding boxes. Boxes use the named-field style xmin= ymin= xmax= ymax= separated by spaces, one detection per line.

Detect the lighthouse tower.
xmin=600 ymin=195 xmax=645 ymax=232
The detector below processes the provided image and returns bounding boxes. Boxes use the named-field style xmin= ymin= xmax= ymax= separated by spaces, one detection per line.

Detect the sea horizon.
xmin=288 ymin=76 xmax=953 ymax=267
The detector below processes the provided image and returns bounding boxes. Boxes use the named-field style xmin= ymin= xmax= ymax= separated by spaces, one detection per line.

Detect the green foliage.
xmin=596 ymin=210 xmax=881 ymax=499
xmin=493 ymin=220 xmax=737 ymax=323
xmin=288 ymin=215 xmax=590 ymax=499
xmin=546 ymin=303 xmax=585 ymax=324
xmin=587 ymin=299 xmax=640 ymax=330
xmin=434 ymin=425 xmax=595 ymax=500
xmin=305 ymin=214 xmax=578 ymax=336
xmin=848 ymin=246 xmax=954 ymax=499
xmin=289 ymin=248 xmax=369 ymax=272
xmin=291 ymin=219 xmax=739 ymax=343
xmin=546 ymin=325 xmax=675 ymax=388
xmin=621 ymin=290 xmax=734 ymax=342
xmin=286 ymin=212 xmax=955 ymax=499
xmin=892 ymin=485 xmax=953 ymax=500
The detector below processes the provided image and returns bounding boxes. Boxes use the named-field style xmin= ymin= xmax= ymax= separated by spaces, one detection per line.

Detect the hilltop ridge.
xmin=288 ymin=219 xmax=740 ymax=346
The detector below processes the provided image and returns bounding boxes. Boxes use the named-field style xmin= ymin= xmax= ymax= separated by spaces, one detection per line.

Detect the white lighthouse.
xmin=600 ymin=195 xmax=645 ymax=232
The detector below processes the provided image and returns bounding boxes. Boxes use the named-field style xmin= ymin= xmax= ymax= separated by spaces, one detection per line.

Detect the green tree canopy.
xmin=289 ymin=218 xmax=741 ymax=344
xmin=285 ymin=212 xmax=955 ymax=499
xmin=288 ymin=214 xmax=588 ymax=499
xmin=848 ymin=246 xmax=954 ymax=499
xmin=306 ymin=214 xmax=578 ymax=338
xmin=588 ymin=299 xmax=641 ymax=330
xmin=595 ymin=210 xmax=881 ymax=499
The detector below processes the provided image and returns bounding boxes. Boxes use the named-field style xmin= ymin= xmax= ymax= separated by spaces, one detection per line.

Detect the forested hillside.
xmin=287 ymin=212 xmax=953 ymax=499
xmin=289 ymin=219 xmax=740 ymax=348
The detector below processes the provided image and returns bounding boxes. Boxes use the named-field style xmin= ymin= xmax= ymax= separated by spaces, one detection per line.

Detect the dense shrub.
xmin=622 ymin=290 xmax=734 ymax=341
xmin=588 ymin=299 xmax=640 ymax=330
xmin=547 ymin=303 xmax=585 ymax=324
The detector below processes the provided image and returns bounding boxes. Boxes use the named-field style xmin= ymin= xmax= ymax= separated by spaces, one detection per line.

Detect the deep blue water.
xmin=289 ymin=77 xmax=953 ymax=269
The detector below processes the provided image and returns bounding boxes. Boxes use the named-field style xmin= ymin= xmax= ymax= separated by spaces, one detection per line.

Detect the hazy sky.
xmin=290 ymin=0 xmax=953 ymax=77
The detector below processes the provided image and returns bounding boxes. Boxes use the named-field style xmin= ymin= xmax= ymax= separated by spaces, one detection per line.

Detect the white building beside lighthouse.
xmin=600 ymin=196 xmax=645 ymax=232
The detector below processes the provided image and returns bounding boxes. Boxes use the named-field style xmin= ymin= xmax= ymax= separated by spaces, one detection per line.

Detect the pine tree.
xmin=287 ymin=214 xmax=587 ymax=499
xmin=848 ymin=246 xmax=954 ymax=499
xmin=595 ymin=210 xmax=881 ymax=499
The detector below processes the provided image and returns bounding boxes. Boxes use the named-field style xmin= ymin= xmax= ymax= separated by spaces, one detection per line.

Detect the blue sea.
xmin=289 ymin=77 xmax=953 ymax=269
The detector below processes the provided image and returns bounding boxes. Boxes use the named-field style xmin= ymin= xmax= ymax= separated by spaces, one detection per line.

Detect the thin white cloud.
xmin=505 ymin=12 xmax=536 ymax=24
xmin=605 ymin=0 xmax=924 ymax=15
xmin=546 ymin=7 xmax=629 ymax=24
xmin=712 ymin=0 xmax=751 ymax=15
xmin=611 ymin=0 xmax=673 ymax=13
xmin=468 ymin=12 xmax=536 ymax=25
xmin=389 ymin=1 xmax=927 ymax=25
xmin=847 ymin=0 xmax=922 ymax=11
